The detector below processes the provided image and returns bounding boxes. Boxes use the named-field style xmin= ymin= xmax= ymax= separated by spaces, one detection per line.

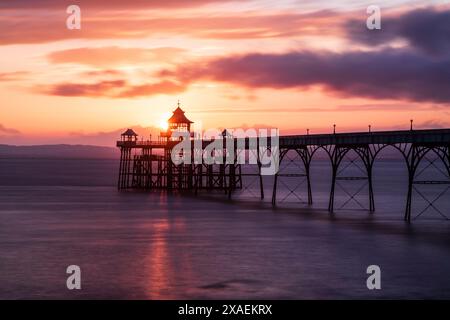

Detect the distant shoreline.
xmin=0 ymin=156 xmax=118 ymax=160
xmin=0 ymin=144 xmax=119 ymax=159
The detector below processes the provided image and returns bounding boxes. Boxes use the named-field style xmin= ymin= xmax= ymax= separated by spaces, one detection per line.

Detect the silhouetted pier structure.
xmin=117 ymin=105 xmax=450 ymax=222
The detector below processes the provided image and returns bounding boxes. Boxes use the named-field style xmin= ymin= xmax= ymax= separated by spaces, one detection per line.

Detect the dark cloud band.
xmin=168 ymin=49 xmax=450 ymax=103
xmin=345 ymin=8 xmax=450 ymax=56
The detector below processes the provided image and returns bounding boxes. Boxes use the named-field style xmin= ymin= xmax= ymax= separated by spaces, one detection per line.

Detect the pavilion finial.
xmin=177 ymin=99 xmax=180 ymax=108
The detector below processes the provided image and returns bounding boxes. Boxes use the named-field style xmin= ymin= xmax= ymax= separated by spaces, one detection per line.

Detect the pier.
xmin=117 ymin=105 xmax=450 ymax=222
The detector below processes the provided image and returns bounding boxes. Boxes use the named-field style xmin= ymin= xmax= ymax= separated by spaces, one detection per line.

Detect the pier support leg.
xmin=257 ymin=154 xmax=264 ymax=200
xmin=403 ymin=143 xmax=450 ymax=222
xmin=259 ymin=172 xmax=264 ymax=200
xmin=228 ymin=163 xmax=235 ymax=200
xmin=361 ymin=149 xmax=375 ymax=213
xmin=404 ymin=145 xmax=417 ymax=222
xmin=118 ymin=148 xmax=124 ymax=190
xmin=328 ymin=166 xmax=337 ymax=213
xmin=118 ymin=148 xmax=132 ymax=190
xmin=297 ymin=147 xmax=316 ymax=206
xmin=405 ymin=172 xmax=413 ymax=222
xmin=368 ymin=169 xmax=375 ymax=212
xmin=326 ymin=145 xmax=375 ymax=213
xmin=327 ymin=146 xmax=339 ymax=213
xmin=271 ymin=174 xmax=278 ymax=205
xmin=305 ymin=162 xmax=313 ymax=205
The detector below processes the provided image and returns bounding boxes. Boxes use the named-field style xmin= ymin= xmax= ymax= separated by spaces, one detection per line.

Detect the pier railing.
xmin=117 ymin=129 xmax=450 ymax=148
xmin=280 ymin=129 xmax=450 ymax=146
xmin=116 ymin=140 xmax=168 ymax=148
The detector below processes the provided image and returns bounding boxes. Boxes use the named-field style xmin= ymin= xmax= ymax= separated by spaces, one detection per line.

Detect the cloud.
xmin=116 ymin=81 xmax=185 ymax=98
xmin=0 ymin=0 xmax=231 ymax=10
xmin=345 ymin=8 xmax=450 ymax=55
xmin=82 ymin=69 xmax=125 ymax=77
xmin=39 ymin=79 xmax=186 ymax=98
xmin=190 ymin=103 xmax=446 ymax=114
xmin=42 ymin=80 xmax=127 ymax=97
xmin=0 ymin=124 xmax=21 ymax=135
xmin=164 ymin=48 xmax=450 ymax=103
xmin=0 ymin=10 xmax=342 ymax=45
xmin=48 ymin=47 xmax=187 ymax=67
xmin=415 ymin=119 xmax=450 ymax=129
xmin=0 ymin=71 xmax=29 ymax=81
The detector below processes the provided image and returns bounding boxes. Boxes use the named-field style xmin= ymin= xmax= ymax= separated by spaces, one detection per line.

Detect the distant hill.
xmin=0 ymin=144 xmax=119 ymax=159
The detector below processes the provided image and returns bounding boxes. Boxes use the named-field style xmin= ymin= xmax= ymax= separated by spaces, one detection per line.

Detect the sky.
xmin=1 ymin=0 xmax=450 ymax=146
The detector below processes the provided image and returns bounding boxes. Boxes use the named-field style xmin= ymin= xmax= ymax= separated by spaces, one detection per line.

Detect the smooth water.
xmin=0 ymin=158 xmax=450 ymax=299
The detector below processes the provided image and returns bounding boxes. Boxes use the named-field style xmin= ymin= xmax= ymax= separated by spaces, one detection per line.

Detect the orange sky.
xmin=1 ymin=1 xmax=449 ymax=146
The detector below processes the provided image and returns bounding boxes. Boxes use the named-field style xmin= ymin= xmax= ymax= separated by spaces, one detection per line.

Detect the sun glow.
xmin=159 ymin=120 xmax=168 ymax=131
xmin=158 ymin=112 xmax=171 ymax=131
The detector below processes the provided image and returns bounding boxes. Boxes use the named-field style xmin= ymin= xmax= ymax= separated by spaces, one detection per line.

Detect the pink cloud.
xmin=39 ymin=79 xmax=186 ymax=98
xmin=0 ymin=72 xmax=29 ymax=81
xmin=0 ymin=10 xmax=344 ymax=45
xmin=0 ymin=124 xmax=21 ymax=135
xmin=0 ymin=0 xmax=234 ymax=9
xmin=48 ymin=47 xmax=187 ymax=67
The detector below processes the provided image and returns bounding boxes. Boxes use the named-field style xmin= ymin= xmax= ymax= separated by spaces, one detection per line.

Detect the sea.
xmin=1 ymin=156 xmax=450 ymax=299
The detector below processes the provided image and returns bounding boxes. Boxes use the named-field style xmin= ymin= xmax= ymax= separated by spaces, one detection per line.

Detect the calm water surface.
xmin=0 ymin=158 xmax=449 ymax=299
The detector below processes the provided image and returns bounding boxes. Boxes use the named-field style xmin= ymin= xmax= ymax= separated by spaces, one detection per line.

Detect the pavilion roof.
xmin=121 ymin=128 xmax=138 ymax=136
xmin=168 ymin=106 xmax=193 ymax=124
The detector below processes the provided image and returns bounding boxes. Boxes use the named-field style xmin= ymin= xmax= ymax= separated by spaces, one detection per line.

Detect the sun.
xmin=158 ymin=112 xmax=171 ymax=131
xmin=159 ymin=119 xmax=168 ymax=131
